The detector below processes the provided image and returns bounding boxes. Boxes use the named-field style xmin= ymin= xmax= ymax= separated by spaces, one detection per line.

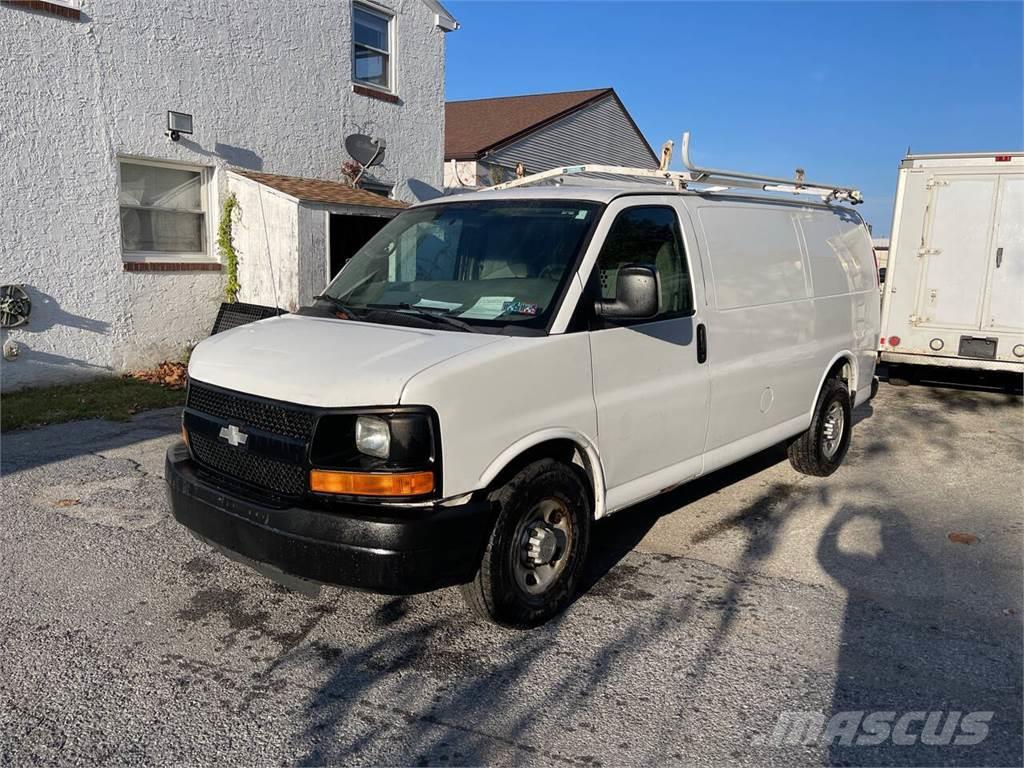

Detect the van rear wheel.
xmin=460 ymin=458 xmax=590 ymax=628
xmin=788 ymin=377 xmax=852 ymax=476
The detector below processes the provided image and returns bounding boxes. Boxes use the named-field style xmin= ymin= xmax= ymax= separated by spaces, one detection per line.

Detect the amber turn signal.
xmin=181 ymin=423 xmax=189 ymax=447
xmin=310 ymin=469 xmax=435 ymax=496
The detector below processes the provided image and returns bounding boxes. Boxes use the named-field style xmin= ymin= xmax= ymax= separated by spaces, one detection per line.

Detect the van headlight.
xmin=355 ymin=415 xmax=390 ymax=458
xmin=309 ymin=409 xmax=439 ymax=498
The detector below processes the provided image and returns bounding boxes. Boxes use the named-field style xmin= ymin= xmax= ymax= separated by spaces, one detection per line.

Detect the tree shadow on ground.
xmin=581 ymin=442 xmax=791 ymax=597
xmin=819 ymin=502 xmax=1023 ymax=766
xmin=292 ymin=422 xmax=857 ymax=765
xmin=288 ymin=387 xmax=1019 ymax=765
xmin=292 ymin=480 xmax=806 ymax=766
xmin=582 ymin=397 xmax=874 ymax=597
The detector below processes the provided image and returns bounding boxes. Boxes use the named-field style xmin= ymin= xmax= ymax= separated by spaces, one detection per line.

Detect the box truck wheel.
xmin=460 ymin=458 xmax=591 ymax=628
xmin=788 ymin=377 xmax=852 ymax=477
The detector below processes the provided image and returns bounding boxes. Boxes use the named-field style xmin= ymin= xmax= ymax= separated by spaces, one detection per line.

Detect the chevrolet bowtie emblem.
xmin=219 ymin=424 xmax=248 ymax=447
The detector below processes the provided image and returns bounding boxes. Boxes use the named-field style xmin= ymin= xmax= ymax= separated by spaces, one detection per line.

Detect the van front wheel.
xmin=460 ymin=458 xmax=590 ymax=628
xmin=788 ymin=377 xmax=852 ymax=476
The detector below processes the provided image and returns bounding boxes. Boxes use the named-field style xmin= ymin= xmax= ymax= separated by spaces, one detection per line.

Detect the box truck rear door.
xmin=917 ymin=176 xmax=998 ymax=330
xmin=982 ymin=175 xmax=1024 ymax=333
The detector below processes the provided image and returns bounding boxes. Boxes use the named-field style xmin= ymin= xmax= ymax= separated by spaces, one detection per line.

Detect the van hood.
xmin=187 ymin=314 xmax=504 ymax=407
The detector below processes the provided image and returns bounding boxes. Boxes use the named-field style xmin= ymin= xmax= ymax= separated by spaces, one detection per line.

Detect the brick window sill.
xmin=123 ymin=261 xmax=223 ymax=273
xmin=352 ymin=84 xmax=401 ymax=104
xmin=1 ymin=0 xmax=82 ymax=20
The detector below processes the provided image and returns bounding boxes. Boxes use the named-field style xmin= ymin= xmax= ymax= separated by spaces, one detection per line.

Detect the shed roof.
xmin=232 ymin=170 xmax=409 ymax=210
xmin=444 ymin=88 xmax=616 ymax=160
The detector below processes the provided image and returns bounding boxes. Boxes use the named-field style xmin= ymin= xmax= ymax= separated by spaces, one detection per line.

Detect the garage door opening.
xmin=330 ymin=214 xmax=390 ymax=279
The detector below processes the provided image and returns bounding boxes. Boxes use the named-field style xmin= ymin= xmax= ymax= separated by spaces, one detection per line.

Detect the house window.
xmin=353 ymin=3 xmax=392 ymax=91
xmin=119 ymin=159 xmax=210 ymax=260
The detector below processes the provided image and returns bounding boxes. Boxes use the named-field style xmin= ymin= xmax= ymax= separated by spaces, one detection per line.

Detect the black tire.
xmin=460 ymin=458 xmax=590 ymax=628
xmin=788 ymin=377 xmax=852 ymax=476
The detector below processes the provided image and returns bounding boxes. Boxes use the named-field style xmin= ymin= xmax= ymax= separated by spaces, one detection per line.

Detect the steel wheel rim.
xmin=511 ymin=497 xmax=573 ymax=597
xmin=822 ymin=401 xmax=845 ymax=459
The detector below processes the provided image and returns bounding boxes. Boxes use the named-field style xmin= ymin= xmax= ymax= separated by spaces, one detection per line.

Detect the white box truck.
xmin=879 ymin=151 xmax=1024 ymax=373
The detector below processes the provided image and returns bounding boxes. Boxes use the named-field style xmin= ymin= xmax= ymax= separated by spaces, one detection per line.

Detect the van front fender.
xmin=476 ymin=429 xmax=608 ymax=519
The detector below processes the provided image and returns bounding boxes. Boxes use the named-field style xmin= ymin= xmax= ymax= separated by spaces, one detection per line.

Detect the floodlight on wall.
xmin=166 ymin=111 xmax=193 ymax=142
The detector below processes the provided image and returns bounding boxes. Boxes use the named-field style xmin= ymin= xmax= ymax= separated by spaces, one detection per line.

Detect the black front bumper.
xmin=165 ymin=442 xmax=493 ymax=595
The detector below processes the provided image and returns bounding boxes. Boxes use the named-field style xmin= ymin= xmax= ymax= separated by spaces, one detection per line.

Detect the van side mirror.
xmin=594 ymin=264 xmax=660 ymax=320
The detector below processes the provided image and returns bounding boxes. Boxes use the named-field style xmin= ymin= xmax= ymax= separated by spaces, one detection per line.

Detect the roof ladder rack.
xmin=484 ymin=131 xmax=863 ymax=205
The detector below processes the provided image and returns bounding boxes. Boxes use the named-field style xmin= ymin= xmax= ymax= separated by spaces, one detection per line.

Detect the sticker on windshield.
xmin=502 ymin=300 xmax=538 ymax=316
xmin=458 ymin=296 xmax=515 ymax=320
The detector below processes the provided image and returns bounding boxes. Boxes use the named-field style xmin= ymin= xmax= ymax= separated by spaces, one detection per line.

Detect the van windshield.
xmin=321 ymin=199 xmax=602 ymax=330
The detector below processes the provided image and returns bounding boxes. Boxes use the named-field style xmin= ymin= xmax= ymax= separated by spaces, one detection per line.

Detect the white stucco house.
xmin=0 ymin=0 xmax=456 ymax=391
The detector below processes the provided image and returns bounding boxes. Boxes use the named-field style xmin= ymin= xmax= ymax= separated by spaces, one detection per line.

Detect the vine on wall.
xmin=217 ymin=194 xmax=240 ymax=303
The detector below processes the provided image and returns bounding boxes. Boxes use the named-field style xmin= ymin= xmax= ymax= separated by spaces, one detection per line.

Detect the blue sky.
xmin=445 ymin=1 xmax=1023 ymax=234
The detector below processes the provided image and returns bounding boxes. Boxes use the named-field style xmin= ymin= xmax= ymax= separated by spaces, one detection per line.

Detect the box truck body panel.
xmin=987 ymin=176 xmax=1024 ymax=333
xmin=880 ymin=152 xmax=1024 ymax=371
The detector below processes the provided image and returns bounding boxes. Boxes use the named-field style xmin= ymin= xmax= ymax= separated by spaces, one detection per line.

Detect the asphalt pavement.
xmin=1 ymin=382 xmax=1021 ymax=767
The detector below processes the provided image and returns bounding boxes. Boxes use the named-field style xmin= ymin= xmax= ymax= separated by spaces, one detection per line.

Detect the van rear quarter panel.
xmin=809 ymin=208 xmax=880 ymax=398
xmin=399 ymin=333 xmax=599 ymax=502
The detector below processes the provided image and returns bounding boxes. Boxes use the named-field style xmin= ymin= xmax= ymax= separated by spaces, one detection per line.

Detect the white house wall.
xmin=487 ymin=94 xmax=657 ymax=173
xmin=118 ymin=272 xmax=225 ymax=370
xmin=0 ymin=0 xmax=447 ymax=390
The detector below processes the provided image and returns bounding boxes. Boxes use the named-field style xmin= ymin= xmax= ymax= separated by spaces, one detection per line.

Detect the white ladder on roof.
xmin=484 ymin=132 xmax=864 ymax=205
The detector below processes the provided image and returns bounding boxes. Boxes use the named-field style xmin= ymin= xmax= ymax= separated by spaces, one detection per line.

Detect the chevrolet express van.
xmin=167 ymin=177 xmax=880 ymax=627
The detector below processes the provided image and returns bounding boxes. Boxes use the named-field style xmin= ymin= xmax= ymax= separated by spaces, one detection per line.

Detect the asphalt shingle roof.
xmin=233 ymin=170 xmax=408 ymax=209
xmin=444 ymin=88 xmax=613 ymax=160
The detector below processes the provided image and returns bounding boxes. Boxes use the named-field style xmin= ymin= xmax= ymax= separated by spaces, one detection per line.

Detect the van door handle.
xmin=996 ymin=247 xmax=1003 ymax=268
xmin=696 ymin=323 xmax=707 ymax=364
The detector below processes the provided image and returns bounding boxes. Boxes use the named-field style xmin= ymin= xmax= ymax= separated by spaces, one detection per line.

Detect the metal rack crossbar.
xmin=484 ymin=131 xmax=863 ymax=205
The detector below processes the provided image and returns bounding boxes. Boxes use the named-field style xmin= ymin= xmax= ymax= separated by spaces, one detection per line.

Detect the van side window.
xmin=597 ymin=206 xmax=693 ymax=317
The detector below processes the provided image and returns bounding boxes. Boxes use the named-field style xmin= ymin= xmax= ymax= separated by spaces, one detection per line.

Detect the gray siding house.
xmin=443 ymin=88 xmax=658 ymax=190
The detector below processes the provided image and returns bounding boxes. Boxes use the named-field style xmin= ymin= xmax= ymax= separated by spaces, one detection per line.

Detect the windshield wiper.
xmin=366 ymin=303 xmax=478 ymax=333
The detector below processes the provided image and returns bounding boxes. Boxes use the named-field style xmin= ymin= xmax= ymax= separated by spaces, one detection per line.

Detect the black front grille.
xmin=187 ymin=382 xmax=316 ymax=440
xmin=189 ymin=432 xmax=307 ymax=497
xmin=185 ymin=381 xmax=315 ymax=497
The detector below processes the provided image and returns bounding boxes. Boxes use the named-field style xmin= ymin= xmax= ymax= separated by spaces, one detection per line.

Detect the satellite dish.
xmin=345 ymin=134 xmax=386 ymax=167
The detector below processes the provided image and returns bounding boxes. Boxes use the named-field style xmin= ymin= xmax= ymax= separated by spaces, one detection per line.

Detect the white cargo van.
xmin=879 ymin=151 xmax=1023 ymax=373
xmin=167 ymin=149 xmax=879 ymax=626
